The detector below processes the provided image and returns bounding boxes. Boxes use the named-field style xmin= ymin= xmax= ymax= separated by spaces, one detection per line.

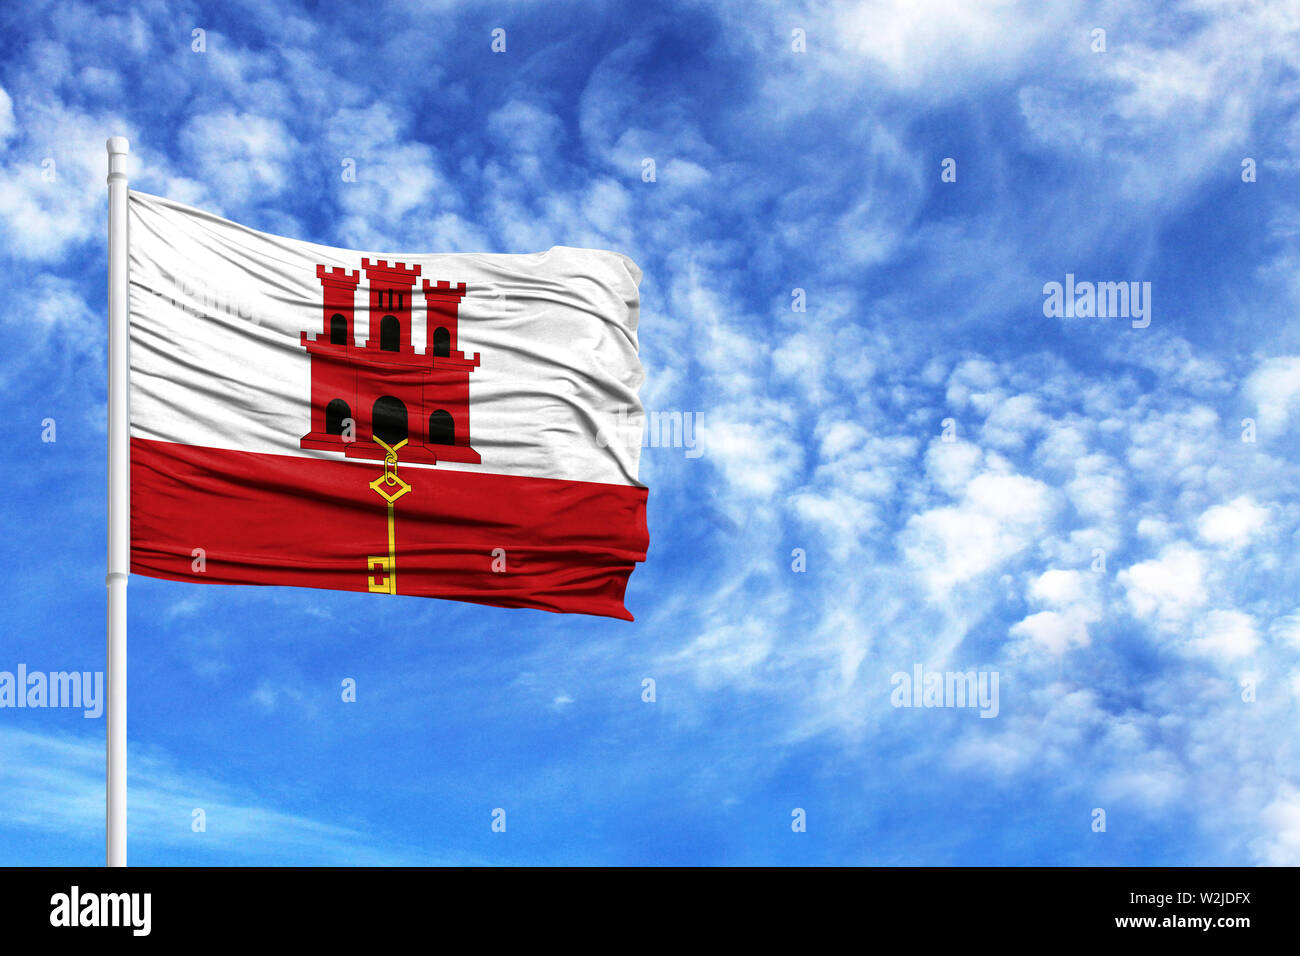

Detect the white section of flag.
xmin=127 ymin=190 xmax=645 ymax=487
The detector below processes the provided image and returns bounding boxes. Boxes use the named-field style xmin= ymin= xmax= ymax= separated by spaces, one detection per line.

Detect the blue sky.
xmin=2 ymin=0 xmax=1300 ymax=865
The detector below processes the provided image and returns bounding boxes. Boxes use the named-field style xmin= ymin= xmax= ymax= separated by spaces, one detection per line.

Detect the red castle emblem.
xmin=300 ymin=258 xmax=481 ymax=465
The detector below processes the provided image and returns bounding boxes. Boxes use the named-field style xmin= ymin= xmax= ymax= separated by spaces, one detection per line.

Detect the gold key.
xmin=366 ymin=436 xmax=410 ymax=594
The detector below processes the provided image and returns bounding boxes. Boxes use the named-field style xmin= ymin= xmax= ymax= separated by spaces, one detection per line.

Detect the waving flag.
xmin=127 ymin=191 xmax=648 ymax=620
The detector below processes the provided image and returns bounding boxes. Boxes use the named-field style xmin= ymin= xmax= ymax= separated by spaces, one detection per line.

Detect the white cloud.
xmin=924 ymin=438 xmax=980 ymax=494
xmin=1197 ymin=496 xmax=1270 ymax=548
xmin=832 ymin=0 xmax=1077 ymax=91
xmin=1245 ymin=356 xmax=1300 ymax=435
xmin=321 ymin=103 xmax=456 ymax=249
xmin=180 ymin=111 xmax=296 ymax=208
xmin=1029 ymin=568 xmax=1087 ymax=606
xmin=1119 ymin=544 xmax=1208 ymax=625
xmin=1256 ymin=786 xmax=1300 ymax=866
xmin=1011 ymin=568 xmax=1099 ymax=654
xmin=904 ymin=468 xmax=1057 ymax=594
xmin=1190 ymin=609 xmax=1260 ymax=662
xmin=700 ymin=417 xmax=803 ymax=500
xmin=980 ymin=393 xmax=1048 ymax=449
xmin=1011 ymin=611 xmax=1091 ymax=654
xmin=486 ymin=99 xmax=565 ymax=157
xmin=0 ymin=97 xmax=128 ymax=259
xmin=1271 ymin=613 xmax=1300 ymax=649
xmin=0 ymin=87 xmax=13 ymax=143
xmin=668 ymin=618 xmax=777 ymax=691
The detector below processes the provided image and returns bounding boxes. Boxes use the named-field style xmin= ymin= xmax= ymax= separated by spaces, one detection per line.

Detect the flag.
xmin=127 ymin=191 xmax=648 ymax=620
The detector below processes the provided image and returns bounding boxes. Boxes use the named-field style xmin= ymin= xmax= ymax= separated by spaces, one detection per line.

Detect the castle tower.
xmin=362 ymin=258 xmax=421 ymax=353
xmin=418 ymin=279 xmax=481 ymax=464
xmin=422 ymin=280 xmax=467 ymax=358
xmin=314 ymin=265 xmax=361 ymax=346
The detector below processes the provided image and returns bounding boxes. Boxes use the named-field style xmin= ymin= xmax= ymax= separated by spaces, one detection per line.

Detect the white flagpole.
xmin=106 ymin=135 xmax=130 ymax=867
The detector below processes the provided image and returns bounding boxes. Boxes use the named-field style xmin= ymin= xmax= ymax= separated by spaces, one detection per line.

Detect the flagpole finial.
xmin=106 ymin=135 xmax=129 ymax=155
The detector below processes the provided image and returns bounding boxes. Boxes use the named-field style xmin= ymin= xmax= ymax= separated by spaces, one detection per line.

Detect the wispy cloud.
xmin=0 ymin=727 xmax=454 ymax=865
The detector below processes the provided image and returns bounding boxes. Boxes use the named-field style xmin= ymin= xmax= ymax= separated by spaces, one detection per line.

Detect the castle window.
xmin=432 ymin=326 xmax=450 ymax=357
xmin=329 ymin=313 xmax=347 ymax=345
xmin=372 ymin=396 xmax=407 ymax=446
xmin=428 ymin=409 xmax=455 ymax=445
xmin=325 ymin=399 xmax=351 ymax=435
xmin=380 ymin=315 xmax=400 ymax=352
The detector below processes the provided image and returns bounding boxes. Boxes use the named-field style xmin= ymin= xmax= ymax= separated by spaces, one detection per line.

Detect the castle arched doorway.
xmin=372 ymin=396 xmax=407 ymax=446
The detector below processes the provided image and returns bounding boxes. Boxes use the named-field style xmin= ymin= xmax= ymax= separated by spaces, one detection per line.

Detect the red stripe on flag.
xmin=130 ymin=437 xmax=648 ymax=620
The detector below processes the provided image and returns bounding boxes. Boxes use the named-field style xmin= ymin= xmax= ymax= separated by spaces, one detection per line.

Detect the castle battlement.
xmin=316 ymin=265 xmax=361 ymax=287
xmin=362 ymin=258 xmax=422 ymax=282
xmin=422 ymin=279 xmax=467 ymax=298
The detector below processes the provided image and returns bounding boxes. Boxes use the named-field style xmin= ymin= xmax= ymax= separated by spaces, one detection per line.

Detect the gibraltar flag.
xmin=128 ymin=192 xmax=648 ymax=620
